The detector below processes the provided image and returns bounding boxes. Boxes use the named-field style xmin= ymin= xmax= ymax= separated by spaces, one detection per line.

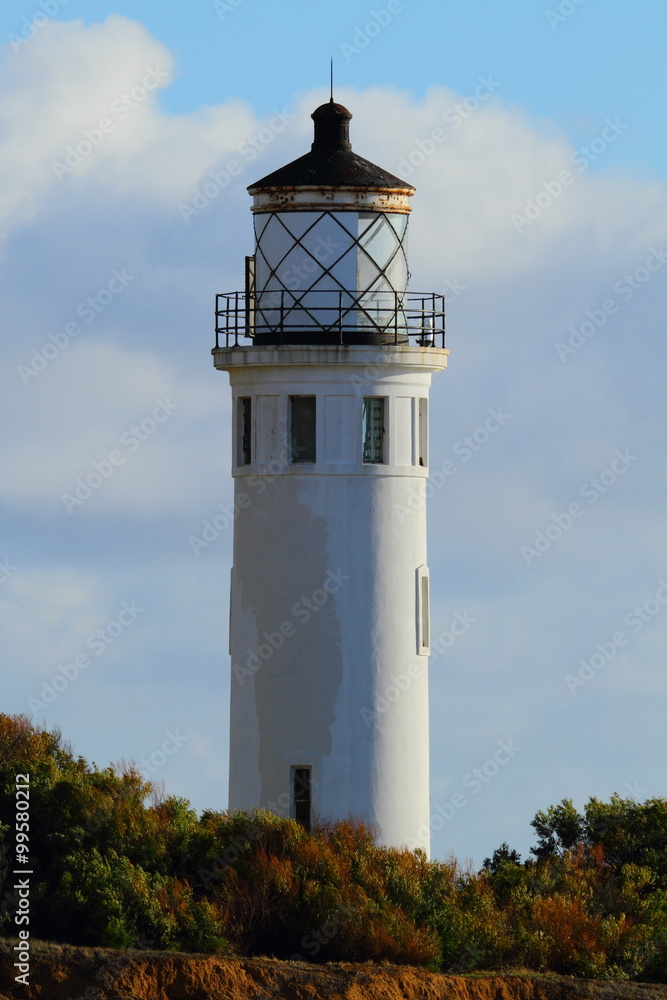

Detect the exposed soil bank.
xmin=1 ymin=941 xmax=666 ymax=1000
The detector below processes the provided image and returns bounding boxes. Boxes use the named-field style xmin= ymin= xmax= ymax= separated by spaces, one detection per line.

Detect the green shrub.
xmin=1 ymin=714 xmax=666 ymax=978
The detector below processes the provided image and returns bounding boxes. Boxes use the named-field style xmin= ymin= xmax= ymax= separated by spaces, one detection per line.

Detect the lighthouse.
xmin=213 ymin=97 xmax=448 ymax=854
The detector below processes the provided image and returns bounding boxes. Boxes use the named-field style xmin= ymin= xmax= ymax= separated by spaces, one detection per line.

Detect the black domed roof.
xmin=248 ymin=100 xmax=414 ymax=193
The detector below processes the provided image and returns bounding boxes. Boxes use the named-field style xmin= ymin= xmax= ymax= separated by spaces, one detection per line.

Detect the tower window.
xmin=237 ymin=397 xmax=252 ymax=466
xmin=418 ymin=398 xmax=428 ymax=467
xmin=292 ymin=766 xmax=312 ymax=831
xmin=421 ymin=574 xmax=430 ymax=649
xmin=417 ymin=566 xmax=430 ymax=654
xmin=290 ymin=396 xmax=316 ymax=463
xmin=362 ymin=397 xmax=385 ymax=464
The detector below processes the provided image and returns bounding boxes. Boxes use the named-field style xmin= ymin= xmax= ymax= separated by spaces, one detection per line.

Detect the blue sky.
xmin=1 ymin=0 xmax=666 ymax=868
xmin=4 ymin=0 xmax=665 ymax=172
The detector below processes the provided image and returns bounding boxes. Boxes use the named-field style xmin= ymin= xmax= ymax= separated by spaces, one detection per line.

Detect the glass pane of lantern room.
xmin=292 ymin=212 xmax=356 ymax=330
xmin=357 ymin=214 xmax=408 ymax=330
xmin=255 ymin=212 xmax=357 ymax=334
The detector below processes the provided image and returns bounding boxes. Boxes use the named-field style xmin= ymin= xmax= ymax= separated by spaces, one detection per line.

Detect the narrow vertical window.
xmin=290 ymin=396 xmax=316 ymax=463
xmin=418 ymin=397 xmax=428 ymax=467
xmin=421 ymin=574 xmax=430 ymax=650
xmin=417 ymin=566 xmax=430 ymax=654
xmin=292 ymin=766 xmax=312 ymax=831
xmin=237 ymin=396 xmax=251 ymax=466
xmin=362 ymin=397 xmax=385 ymax=463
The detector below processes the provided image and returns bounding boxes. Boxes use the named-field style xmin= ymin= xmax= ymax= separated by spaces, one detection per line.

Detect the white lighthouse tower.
xmin=213 ymin=97 xmax=448 ymax=854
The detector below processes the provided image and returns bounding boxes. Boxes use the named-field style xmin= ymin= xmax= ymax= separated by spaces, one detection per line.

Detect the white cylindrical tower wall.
xmin=215 ymin=346 xmax=445 ymax=853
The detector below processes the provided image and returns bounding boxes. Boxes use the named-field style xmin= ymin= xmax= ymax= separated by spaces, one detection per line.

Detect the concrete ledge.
xmin=212 ymin=343 xmax=449 ymax=373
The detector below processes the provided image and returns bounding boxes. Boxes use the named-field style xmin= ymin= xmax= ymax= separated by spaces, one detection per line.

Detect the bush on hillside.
xmin=1 ymin=714 xmax=666 ymax=979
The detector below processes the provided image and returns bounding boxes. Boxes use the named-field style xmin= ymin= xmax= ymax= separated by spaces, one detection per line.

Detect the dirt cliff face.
xmin=1 ymin=941 xmax=667 ymax=1000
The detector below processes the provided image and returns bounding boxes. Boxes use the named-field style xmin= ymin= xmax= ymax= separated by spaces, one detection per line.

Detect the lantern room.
xmin=216 ymin=99 xmax=445 ymax=347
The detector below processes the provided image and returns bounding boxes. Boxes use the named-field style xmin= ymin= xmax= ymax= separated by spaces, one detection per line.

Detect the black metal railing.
xmin=214 ymin=289 xmax=445 ymax=348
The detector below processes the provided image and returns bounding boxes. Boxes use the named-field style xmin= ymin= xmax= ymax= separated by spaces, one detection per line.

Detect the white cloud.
xmin=0 ymin=15 xmax=261 ymax=226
